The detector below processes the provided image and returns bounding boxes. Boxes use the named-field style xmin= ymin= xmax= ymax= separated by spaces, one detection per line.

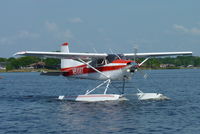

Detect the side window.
xmin=89 ymin=58 xmax=106 ymax=67
xmin=97 ymin=59 xmax=105 ymax=66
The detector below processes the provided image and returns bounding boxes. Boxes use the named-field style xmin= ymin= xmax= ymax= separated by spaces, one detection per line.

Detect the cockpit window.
xmin=106 ymin=54 xmax=126 ymax=63
xmin=89 ymin=58 xmax=107 ymax=67
xmin=89 ymin=54 xmax=127 ymax=67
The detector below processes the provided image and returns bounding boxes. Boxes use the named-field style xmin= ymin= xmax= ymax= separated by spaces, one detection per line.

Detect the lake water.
xmin=0 ymin=69 xmax=200 ymax=134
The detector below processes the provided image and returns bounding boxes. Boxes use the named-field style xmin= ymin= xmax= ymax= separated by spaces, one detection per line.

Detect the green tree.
xmin=5 ymin=57 xmax=40 ymax=70
xmin=0 ymin=58 xmax=7 ymax=62
xmin=43 ymin=58 xmax=60 ymax=66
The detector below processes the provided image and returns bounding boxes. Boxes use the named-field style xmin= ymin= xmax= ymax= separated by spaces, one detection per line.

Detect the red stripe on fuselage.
xmin=61 ymin=64 xmax=127 ymax=76
xmin=112 ymin=59 xmax=133 ymax=63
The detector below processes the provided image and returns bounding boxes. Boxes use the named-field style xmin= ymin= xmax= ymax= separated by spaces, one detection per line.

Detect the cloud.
xmin=68 ymin=17 xmax=83 ymax=23
xmin=190 ymin=28 xmax=200 ymax=35
xmin=45 ymin=21 xmax=59 ymax=31
xmin=173 ymin=24 xmax=188 ymax=33
xmin=44 ymin=21 xmax=74 ymax=40
xmin=0 ymin=30 xmax=40 ymax=45
xmin=0 ymin=37 xmax=12 ymax=44
xmin=173 ymin=24 xmax=200 ymax=35
xmin=18 ymin=30 xmax=40 ymax=38
xmin=63 ymin=29 xmax=74 ymax=39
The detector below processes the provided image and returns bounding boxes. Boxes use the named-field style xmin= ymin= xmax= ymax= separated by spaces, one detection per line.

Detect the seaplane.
xmin=15 ymin=42 xmax=192 ymax=102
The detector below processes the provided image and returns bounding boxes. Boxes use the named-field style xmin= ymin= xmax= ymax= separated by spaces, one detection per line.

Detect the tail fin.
xmin=61 ymin=42 xmax=83 ymax=69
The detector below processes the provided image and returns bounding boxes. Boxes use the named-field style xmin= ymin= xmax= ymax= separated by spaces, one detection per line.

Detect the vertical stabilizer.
xmin=61 ymin=42 xmax=83 ymax=69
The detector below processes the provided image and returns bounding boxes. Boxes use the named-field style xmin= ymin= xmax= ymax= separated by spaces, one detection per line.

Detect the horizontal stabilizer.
xmin=40 ymin=71 xmax=63 ymax=76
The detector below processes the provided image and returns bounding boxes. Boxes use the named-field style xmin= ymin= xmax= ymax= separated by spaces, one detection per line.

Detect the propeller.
xmin=131 ymin=45 xmax=150 ymax=79
xmin=137 ymin=67 xmax=148 ymax=79
xmin=136 ymin=57 xmax=150 ymax=79
xmin=127 ymin=46 xmax=137 ymax=73
xmin=128 ymin=45 xmax=150 ymax=79
xmin=133 ymin=46 xmax=138 ymax=62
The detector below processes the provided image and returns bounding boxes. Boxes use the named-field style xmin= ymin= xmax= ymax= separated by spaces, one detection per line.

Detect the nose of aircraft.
xmin=128 ymin=62 xmax=138 ymax=73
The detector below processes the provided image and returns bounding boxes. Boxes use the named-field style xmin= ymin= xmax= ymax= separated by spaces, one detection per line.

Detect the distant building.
xmin=28 ymin=62 xmax=45 ymax=69
xmin=160 ymin=64 xmax=175 ymax=68
xmin=0 ymin=62 xmax=6 ymax=70
xmin=187 ymin=65 xmax=193 ymax=68
xmin=178 ymin=65 xmax=185 ymax=68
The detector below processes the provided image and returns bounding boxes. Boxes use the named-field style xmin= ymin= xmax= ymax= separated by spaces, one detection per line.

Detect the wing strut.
xmin=138 ymin=57 xmax=150 ymax=67
xmin=77 ymin=58 xmax=110 ymax=79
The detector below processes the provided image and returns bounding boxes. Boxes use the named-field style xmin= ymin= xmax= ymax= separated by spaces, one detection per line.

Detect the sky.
xmin=0 ymin=0 xmax=200 ymax=57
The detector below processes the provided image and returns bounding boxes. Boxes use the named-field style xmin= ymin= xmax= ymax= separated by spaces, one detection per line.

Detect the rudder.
xmin=61 ymin=42 xmax=83 ymax=69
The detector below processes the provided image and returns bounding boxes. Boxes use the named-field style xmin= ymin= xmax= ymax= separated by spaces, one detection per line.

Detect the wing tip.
xmin=13 ymin=51 xmax=26 ymax=56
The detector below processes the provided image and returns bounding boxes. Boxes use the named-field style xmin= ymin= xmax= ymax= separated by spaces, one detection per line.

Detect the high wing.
xmin=123 ymin=51 xmax=192 ymax=58
xmin=14 ymin=51 xmax=108 ymax=59
xmin=14 ymin=51 xmax=192 ymax=59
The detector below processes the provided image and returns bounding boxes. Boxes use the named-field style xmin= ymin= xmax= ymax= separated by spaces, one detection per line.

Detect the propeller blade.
xmin=137 ymin=68 xmax=148 ymax=79
xmin=134 ymin=46 xmax=138 ymax=62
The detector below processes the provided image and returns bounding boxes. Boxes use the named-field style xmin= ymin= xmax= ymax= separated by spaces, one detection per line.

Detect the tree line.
xmin=0 ymin=57 xmax=60 ymax=71
xmin=0 ymin=56 xmax=200 ymax=71
xmin=138 ymin=56 xmax=200 ymax=69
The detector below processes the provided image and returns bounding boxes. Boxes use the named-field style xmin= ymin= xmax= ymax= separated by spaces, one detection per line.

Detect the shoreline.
xmin=0 ymin=69 xmax=59 ymax=73
xmin=0 ymin=67 xmax=199 ymax=73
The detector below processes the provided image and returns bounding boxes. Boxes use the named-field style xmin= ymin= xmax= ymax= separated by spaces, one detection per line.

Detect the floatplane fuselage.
xmin=61 ymin=58 xmax=136 ymax=80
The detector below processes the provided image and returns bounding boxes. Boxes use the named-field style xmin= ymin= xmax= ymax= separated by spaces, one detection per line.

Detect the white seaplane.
xmin=15 ymin=42 xmax=192 ymax=102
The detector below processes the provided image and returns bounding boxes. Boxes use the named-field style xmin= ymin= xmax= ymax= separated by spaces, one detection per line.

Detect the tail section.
xmin=61 ymin=42 xmax=83 ymax=69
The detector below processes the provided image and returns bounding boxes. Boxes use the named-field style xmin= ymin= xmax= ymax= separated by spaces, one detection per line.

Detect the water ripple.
xmin=0 ymin=70 xmax=200 ymax=134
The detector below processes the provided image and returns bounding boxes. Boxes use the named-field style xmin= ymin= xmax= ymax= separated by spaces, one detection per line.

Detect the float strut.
xmin=122 ymin=78 xmax=125 ymax=94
